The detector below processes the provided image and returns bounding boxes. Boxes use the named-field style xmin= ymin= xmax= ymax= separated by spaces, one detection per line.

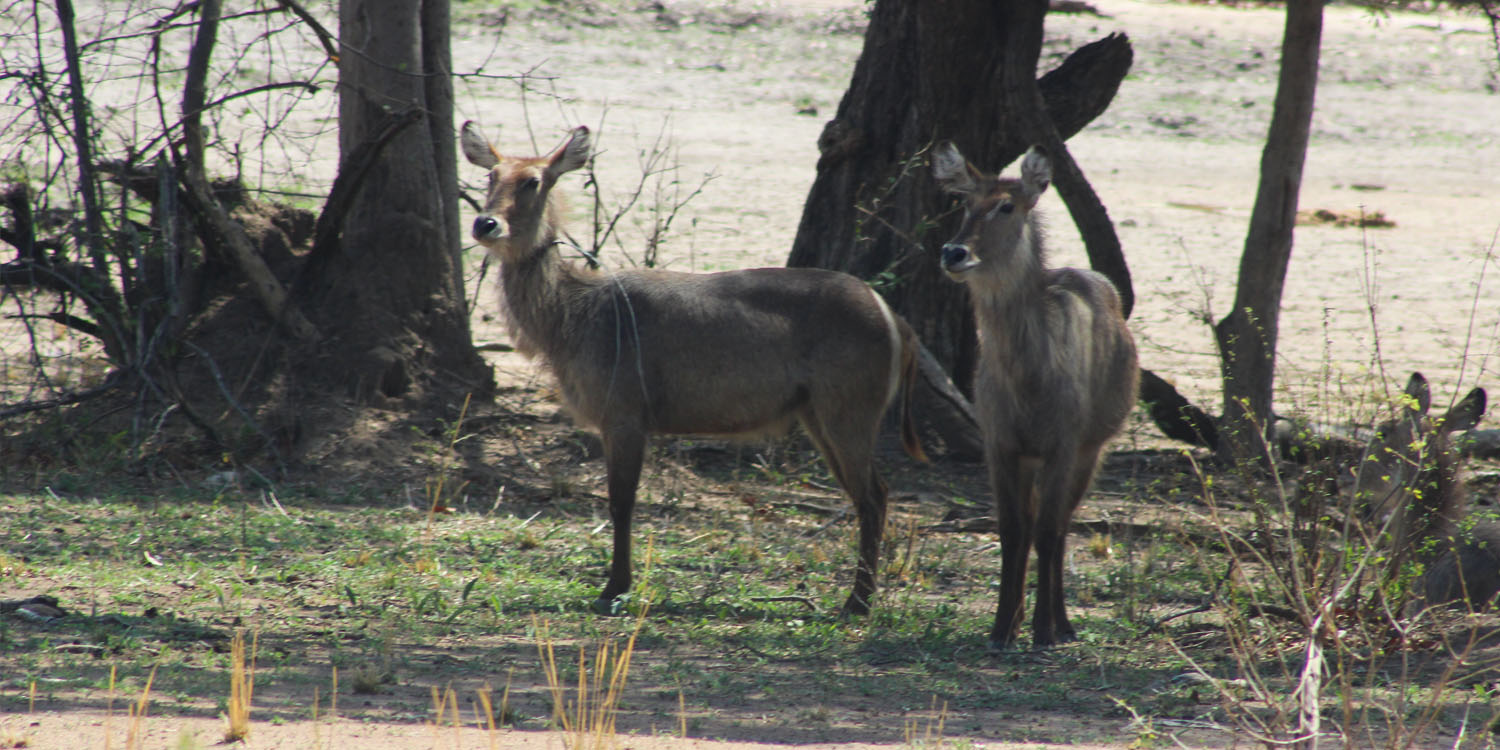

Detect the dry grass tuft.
xmin=222 ymin=629 xmax=257 ymax=742
xmin=535 ymin=605 xmax=648 ymax=750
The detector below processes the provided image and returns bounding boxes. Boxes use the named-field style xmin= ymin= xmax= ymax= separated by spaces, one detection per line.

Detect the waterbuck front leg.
xmin=989 ymin=454 xmax=1041 ymax=650
xmin=596 ymin=427 xmax=647 ymax=614
xmin=1046 ymin=442 xmax=1108 ymax=644
xmin=1030 ymin=448 xmax=1091 ymax=647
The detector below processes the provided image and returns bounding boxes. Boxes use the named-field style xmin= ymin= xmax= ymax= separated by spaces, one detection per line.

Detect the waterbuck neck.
xmin=498 ymin=237 xmax=598 ymax=362
xmin=969 ymin=218 xmax=1049 ymax=352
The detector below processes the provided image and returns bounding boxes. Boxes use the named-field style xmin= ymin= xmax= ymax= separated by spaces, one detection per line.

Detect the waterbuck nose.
xmin=940 ymin=243 xmax=971 ymax=270
xmin=472 ymin=215 xmax=502 ymax=240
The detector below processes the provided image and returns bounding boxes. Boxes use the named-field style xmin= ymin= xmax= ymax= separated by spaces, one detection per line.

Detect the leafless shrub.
xmin=0 ymin=0 xmax=336 ymax=456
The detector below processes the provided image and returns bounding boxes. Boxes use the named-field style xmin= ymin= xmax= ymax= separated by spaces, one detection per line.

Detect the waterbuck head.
xmin=932 ymin=143 xmax=1052 ymax=282
xmin=1353 ymin=372 xmax=1487 ymax=547
xmin=460 ymin=121 xmax=590 ymax=264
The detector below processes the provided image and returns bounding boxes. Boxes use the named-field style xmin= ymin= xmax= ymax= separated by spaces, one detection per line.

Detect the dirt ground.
xmin=6 ymin=0 xmax=1500 ymax=747
xmin=4 ymin=714 xmax=1135 ymax=750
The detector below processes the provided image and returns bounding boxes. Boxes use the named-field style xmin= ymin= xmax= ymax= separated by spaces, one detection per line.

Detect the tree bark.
xmin=785 ymin=0 xmax=1132 ymax=457
xmin=1214 ymin=0 xmax=1323 ymax=464
xmin=786 ymin=1 xmax=1132 ymax=389
xmin=297 ymin=0 xmax=489 ymax=402
xmin=998 ymin=0 xmax=1133 ymax=317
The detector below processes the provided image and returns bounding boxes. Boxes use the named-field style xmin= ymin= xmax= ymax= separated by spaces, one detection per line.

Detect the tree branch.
xmin=176 ymin=0 xmax=318 ymax=342
xmin=0 ymin=372 xmax=123 ymax=419
xmin=276 ymin=0 xmax=340 ymax=62
xmin=54 ymin=0 xmax=109 ymax=279
xmin=307 ymin=106 xmax=424 ymax=264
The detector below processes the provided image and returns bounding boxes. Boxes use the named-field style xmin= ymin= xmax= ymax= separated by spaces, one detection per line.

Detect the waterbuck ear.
xmin=546 ymin=126 xmax=591 ymax=179
xmin=932 ymin=142 xmax=978 ymax=195
xmin=1403 ymin=372 xmax=1432 ymax=416
xmin=1019 ymin=145 xmax=1052 ymax=200
xmin=460 ymin=121 xmax=499 ymax=169
xmin=1440 ymin=387 xmax=1487 ymax=433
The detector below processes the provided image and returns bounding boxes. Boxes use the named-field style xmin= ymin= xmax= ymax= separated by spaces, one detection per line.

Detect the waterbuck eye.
xmin=519 ymin=176 xmax=541 ymax=193
xmin=983 ymin=201 xmax=1013 ymax=220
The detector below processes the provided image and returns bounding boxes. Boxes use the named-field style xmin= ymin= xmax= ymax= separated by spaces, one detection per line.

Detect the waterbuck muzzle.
xmin=472 ymin=215 xmax=505 ymax=242
xmin=940 ymin=241 xmax=978 ymax=274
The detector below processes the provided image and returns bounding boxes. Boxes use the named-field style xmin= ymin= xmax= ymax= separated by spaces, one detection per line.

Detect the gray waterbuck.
xmin=932 ymin=143 xmax=1138 ymax=649
xmin=1352 ymin=372 xmax=1491 ymax=613
xmin=461 ymin=122 xmax=925 ymax=615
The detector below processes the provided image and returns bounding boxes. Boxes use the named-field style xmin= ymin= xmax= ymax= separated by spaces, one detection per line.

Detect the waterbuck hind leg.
xmin=989 ymin=455 xmax=1041 ymax=650
xmin=801 ymin=412 xmax=887 ymax=616
xmin=596 ymin=429 xmax=647 ymax=613
xmin=843 ymin=465 xmax=890 ymax=616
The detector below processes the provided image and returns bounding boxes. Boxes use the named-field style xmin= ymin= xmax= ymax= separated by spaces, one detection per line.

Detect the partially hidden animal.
xmin=461 ymin=122 xmax=926 ymax=615
xmin=1351 ymin=372 xmax=1492 ymax=613
xmin=932 ymin=142 xmax=1139 ymax=649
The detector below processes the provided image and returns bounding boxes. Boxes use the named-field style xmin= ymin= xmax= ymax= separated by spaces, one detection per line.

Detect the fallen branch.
xmin=913 ymin=340 xmax=984 ymax=461
xmin=0 ymin=373 xmax=124 ymax=419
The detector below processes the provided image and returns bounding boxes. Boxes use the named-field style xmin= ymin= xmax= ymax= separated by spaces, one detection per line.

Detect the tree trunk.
xmin=785 ymin=0 xmax=1131 ymax=457
xmin=1214 ymin=0 xmax=1323 ymax=464
xmin=296 ymin=0 xmax=489 ymax=403
xmin=998 ymin=0 xmax=1133 ymax=319
xmin=786 ymin=1 xmax=1131 ymax=390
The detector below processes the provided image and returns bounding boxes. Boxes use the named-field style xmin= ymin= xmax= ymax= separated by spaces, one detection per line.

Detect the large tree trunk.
xmin=1214 ymin=0 xmax=1323 ymax=464
xmin=786 ymin=2 xmax=1130 ymax=390
xmin=785 ymin=0 xmax=1130 ymax=456
xmin=295 ymin=0 xmax=490 ymax=403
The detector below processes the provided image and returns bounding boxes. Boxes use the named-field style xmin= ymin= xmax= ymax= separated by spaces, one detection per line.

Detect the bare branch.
xmin=53 ymin=0 xmax=108 ymax=278
xmin=175 ymin=0 xmax=317 ymax=342
xmin=275 ymin=0 xmax=339 ymax=62
xmin=306 ymin=107 xmax=424 ymax=264
xmin=0 ymin=372 xmax=123 ymax=419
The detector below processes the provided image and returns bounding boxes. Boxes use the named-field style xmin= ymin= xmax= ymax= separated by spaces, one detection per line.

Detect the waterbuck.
xmin=460 ymin=122 xmax=925 ymax=615
xmin=932 ymin=143 xmax=1138 ymax=649
xmin=1351 ymin=372 xmax=1491 ymax=613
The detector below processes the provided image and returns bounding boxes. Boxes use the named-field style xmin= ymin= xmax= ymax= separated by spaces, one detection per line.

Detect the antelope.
xmin=1351 ymin=372 xmax=1491 ymax=613
xmin=460 ymin=122 xmax=926 ymax=616
xmin=932 ymin=143 xmax=1138 ymax=649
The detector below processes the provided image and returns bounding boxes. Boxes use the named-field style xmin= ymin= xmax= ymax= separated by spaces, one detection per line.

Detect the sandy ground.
xmin=3 ymin=711 xmax=1142 ymax=750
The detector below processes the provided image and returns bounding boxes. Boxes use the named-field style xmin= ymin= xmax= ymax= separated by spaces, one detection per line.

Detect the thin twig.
xmin=182 ymin=341 xmax=286 ymax=474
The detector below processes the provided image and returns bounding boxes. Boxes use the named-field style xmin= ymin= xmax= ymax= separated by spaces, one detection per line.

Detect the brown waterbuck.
xmin=932 ymin=143 xmax=1138 ymax=649
xmin=1351 ymin=372 xmax=1491 ymax=613
xmin=460 ymin=122 xmax=926 ymax=615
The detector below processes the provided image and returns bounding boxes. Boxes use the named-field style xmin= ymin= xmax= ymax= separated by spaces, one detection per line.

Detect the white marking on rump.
xmin=869 ymin=285 xmax=902 ymax=408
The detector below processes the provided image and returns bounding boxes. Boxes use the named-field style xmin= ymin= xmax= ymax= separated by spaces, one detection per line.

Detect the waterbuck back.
xmin=932 ymin=142 xmax=1138 ymax=649
xmin=461 ymin=121 xmax=924 ymax=616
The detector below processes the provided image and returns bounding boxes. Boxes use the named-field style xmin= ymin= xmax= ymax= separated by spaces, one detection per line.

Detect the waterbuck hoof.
xmin=591 ymin=595 xmax=630 ymax=616
xmin=1032 ymin=629 xmax=1078 ymax=650
xmin=986 ymin=638 xmax=1021 ymax=654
